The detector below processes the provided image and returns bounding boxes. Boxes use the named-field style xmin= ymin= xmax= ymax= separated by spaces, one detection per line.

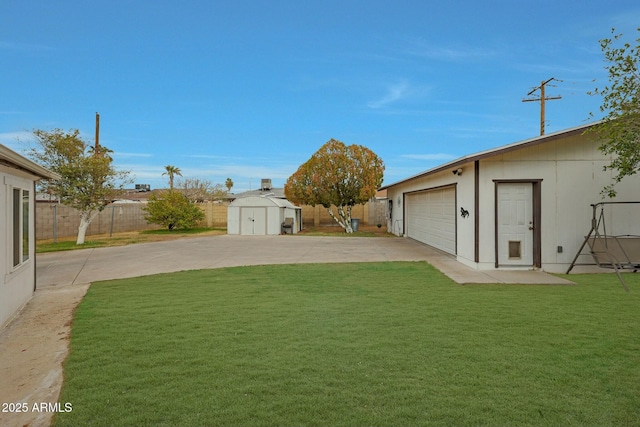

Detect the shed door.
xmin=406 ymin=187 xmax=456 ymax=254
xmin=240 ymin=207 xmax=267 ymax=235
xmin=497 ymin=183 xmax=533 ymax=266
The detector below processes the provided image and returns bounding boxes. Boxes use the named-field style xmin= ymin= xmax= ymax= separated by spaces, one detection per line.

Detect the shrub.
xmin=143 ymin=190 xmax=205 ymax=230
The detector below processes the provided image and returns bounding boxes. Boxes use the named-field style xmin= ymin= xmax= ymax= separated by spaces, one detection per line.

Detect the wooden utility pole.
xmin=95 ymin=112 xmax=100 ymax=156
xmin=522 ymin=77 xmax=562 ymax=135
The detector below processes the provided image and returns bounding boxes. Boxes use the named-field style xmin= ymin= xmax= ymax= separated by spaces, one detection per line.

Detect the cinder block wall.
xmin=299 ymin=204 xmax=369 ymax=227
xmin=36 ymin=203 xmax=162 ymax=240
xmin=36 ymin=201 xmax=374 ymax=240
xmin=200 ymin=202 xmax=228 ymax=228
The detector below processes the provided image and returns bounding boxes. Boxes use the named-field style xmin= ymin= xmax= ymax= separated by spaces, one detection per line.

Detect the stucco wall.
xmin=386 ymin=132 xmax=640 ymax=273
xmin=1 ymin=167 xmax=37 ymax=329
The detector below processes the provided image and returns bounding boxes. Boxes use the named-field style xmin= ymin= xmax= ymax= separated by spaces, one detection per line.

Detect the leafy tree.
xmin=588 ymin=27 xmax=640 ymax=197
xmin=143 ymin=190 xmax=205 ymax=230
xmin=88 ymin=145 xmax=113 ymax=159
xmin=285 ymin=138 xmax=384 ymax=233
xmin=25 ymin=128 xmax=130 ymax=244
xmin=162 ymin=165 xmax=182 ymax=190
xmin=225 ymin=177 xmax=234 ymax=193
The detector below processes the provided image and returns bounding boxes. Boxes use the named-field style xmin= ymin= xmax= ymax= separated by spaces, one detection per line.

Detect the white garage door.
xmin=406 ymin=187 xmax=456 ymax=254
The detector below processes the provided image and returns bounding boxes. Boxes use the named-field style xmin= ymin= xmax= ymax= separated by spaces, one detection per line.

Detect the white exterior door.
xmin=406 ymin=187 xmax=456 ymax=255
xmin=497 ymin=183 xmax=534 ymax=266
xmin=240 ymin=208 xmax=267 ymax=235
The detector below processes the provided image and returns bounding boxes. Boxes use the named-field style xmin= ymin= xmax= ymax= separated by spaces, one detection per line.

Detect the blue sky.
xmin=1 ymin=1 xmax=638 ymax=192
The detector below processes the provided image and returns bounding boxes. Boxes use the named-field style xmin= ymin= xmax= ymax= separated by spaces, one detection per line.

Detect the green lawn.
xmin=54 ymin=262 xmax=640 ymax=427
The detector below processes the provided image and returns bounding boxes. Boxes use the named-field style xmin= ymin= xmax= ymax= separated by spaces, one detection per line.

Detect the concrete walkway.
xmin=37 ymin=234 xmax=574 ymax=287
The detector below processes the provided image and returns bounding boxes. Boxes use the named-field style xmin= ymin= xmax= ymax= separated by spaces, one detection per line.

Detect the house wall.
xmin=1 ymin=166 xmax=37 ymax=329
xmin=387 ymin=132 xmax=640 ymax=273
xmin=478 ymin=133 xmax=640 ymax=272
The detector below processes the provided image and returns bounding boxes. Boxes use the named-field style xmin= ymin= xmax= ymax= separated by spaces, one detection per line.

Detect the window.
xmin=12 ymin=188 xmax=30 ymax=267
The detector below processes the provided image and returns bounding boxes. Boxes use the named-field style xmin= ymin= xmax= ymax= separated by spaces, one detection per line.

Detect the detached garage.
xmin=381 ymin=123 xmax=640 ymax=274
xmin=227 ymin=196 xmax=301 ymax=235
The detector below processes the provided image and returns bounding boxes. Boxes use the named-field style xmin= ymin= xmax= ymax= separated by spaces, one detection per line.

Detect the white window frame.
xmin=4 ymin=176 xmax=32 ymax=273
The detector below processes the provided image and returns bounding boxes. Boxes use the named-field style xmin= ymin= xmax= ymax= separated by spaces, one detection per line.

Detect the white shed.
xmin=1 ymin=144 xmax=60 ymax=329
xmin=227 ymin=196 xmax=302 ymax=235
xmin=381 ymin=123 xmax=640 ymax=274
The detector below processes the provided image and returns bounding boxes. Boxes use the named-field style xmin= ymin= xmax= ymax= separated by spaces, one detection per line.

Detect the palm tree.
xmin=225 ymin=177 xmax=234 ymax=193
xmin=162 ymin=165 xmax=182 ymax=190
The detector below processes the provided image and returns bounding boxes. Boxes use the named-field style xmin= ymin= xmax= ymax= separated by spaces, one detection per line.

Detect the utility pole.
xmin=522 ymin=77 xmax=562 ymax=135
xmin=95 ymin=112 xmax=100 ymax=156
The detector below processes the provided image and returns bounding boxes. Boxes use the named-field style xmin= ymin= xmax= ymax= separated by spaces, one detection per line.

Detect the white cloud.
xmin=112 ymin=152 xmax=153 ymax=159
xmin=400 ymin=153 xmax=457 ymax=161
xmin=182 ymin=164 xmax=291 ymax=180
xmin=0 ymin=131 xmax=32 ymax=150
xmin=367 ymin=81 xmax=411 ymax=109
xmin=184 ymin=154 xmax=229 ymax=159
xmin=118 ymin=157 xmax=298 ymax=193
xmin=403 ymin=39 xmax=497 ymax=62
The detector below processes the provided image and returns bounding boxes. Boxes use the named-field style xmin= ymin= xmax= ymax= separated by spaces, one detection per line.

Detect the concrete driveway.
xmin=37 ymin=234 xmax=573 ymax=287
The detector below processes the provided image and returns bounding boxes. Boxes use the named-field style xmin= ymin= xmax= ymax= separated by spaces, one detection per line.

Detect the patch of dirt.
xmin=0 ymin=283 xmax=89 ymax=427
xmin=297 ymin=224 xmax=391 ymax=236
xmin=37 ymin=228 xmax=226 ymax=249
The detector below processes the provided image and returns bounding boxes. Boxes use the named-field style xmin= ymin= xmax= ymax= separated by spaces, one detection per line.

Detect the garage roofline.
xmin=379 ymin=121 xmax=600 ymax=190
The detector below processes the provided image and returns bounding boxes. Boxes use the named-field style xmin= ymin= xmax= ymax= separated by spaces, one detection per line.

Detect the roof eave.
xmin=0 ymin=144 xmax=61 ymax=181
xmin=379 ymin=121 xmax=600 ymax=190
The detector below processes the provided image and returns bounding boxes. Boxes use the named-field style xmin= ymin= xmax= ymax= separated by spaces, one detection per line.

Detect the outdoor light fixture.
xmin=452 ymin=168 xmax=463 ymax=176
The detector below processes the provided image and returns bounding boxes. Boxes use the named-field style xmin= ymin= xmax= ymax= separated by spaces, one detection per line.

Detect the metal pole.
xmin=53 ymin=204 xmax=57 ymax=244
xmin=110 ymin=204 xmax=115 ymax=237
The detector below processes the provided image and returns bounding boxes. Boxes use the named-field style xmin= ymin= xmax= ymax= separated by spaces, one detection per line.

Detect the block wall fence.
xmin=36 ymin=200 xmax=387 ymax=240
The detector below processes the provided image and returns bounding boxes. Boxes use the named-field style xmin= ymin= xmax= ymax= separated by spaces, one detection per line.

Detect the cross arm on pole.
xmin=522 ymin=78 xmax=562 ymax=135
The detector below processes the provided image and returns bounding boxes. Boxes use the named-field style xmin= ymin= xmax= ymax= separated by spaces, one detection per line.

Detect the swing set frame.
xmin=566 ymin=202 xmax=640 ymax=292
